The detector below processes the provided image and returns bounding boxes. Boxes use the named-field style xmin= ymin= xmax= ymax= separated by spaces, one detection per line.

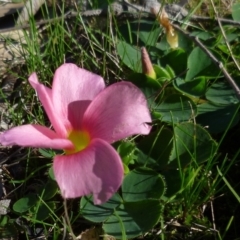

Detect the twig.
xmin=191 ymin=16 xmax=240 ymax=27
xmin=209 ymin=0 xmax=240 ymax=72
xmin=0 ymin=147 xmax=24 ymax=165
xmin=0 ymin=11 xmax=74 ymax=34
xmin=63 ymin=198 xmax=76 ymax=240
xmin=2 ymin=183 xmax=23 ymax=199
xmin=172 ymin=24 xmax=240 ymax=101
xmin=1 ymin=6 xmax=240 ymax=35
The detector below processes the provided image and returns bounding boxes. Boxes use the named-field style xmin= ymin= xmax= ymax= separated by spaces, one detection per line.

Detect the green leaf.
xmin=0 ymin=222 xmax=18 ymax=239
xmin=161 ymin=48 xmax=188 ymax=76
xmin=128 ymin=72 xmax=161 ymax=89
xmin=80 ymin=193 xmax=122 ymax=223
xmin=153 ymin=94 xmax=197 ymax=123
xmin=136 ymin=128 xmax=174 ymax=169
xmin=190 ymin=31 xmax=213 ymax=41
xmin=197 ymin=103 xmax=240 ymax=133
xmin=206 ymin=81 xmax=239 ymax=105
xmin=165 ymin=65 xmax=175 ymax=79
xmin=153 ymin=65 xmax=172 ymax=80
xmin=162 ymin=169 xmax=182 ymax=197
xmin=232 ymin=3 xmax=240 ymax=21
xmin=103 ymin=200 xmax=162 ymax=239
xmin=119 ymin=20 xmax=161 ymax=46
xmin=0 ymin=216 xmax=8 ymax=226
xmin=122 ymin=167 xmax=166 ymax=202
xmin=13 ymin=193 xmax=37 ymax=213
xmin=223 ymin=32 xmax=239 ymax=43
xmin=173 ymin=77 xmax=207 ymax=97
xmin=186 ymin=47 xmax=220 ymax=81
xmin=117 ymin=141 xmax=136 ymax=166
xmin=186 ymin=47 xmax=211 ymax=81
xmin=34 ymin=202 xmax=56 ymax=221
xmin=116 ymin=41 xmax=141 ymax=72
xmin=131 ymin=20 xmax=161 ymax=46
xmin=38 ymin=148 xmax=54 ymax=158
xmin=127 ymin=72 xmax=161 ymax=105
xmin=38 ymin=180 xmax=58 ymax=201
xmin=48 ymin=167 xmax=55 ymax=180
xmin=177 ymin=31 xmax=194 ymax=51
xmin=169 ymin=122 xmax=218 ymax=167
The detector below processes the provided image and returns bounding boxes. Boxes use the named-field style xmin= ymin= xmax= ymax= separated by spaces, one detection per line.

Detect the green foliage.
xmin=136 ymin=127 xmax=174 ymax=169
xmin=117 ymin=20 xmax=240 ymax=135
xmin=103 ymin=200 xmax=162 ymax=239
xmin=116 ymin=41 xmax=141 ymax=72
xmin=185 ymin=47 xmax=220 ymax=81
xmin=197 ymin=103 xmax=240 ymax=133
xmin=0 ymin=215 xmax=18 ymax=239
xmin=153 ymin=94 xmax=197 ymax=123
xmin=122 ymin=167 xmax=166 ymax=201
xmin=81 ymin=193 xmax=122 ymax=223
xmin=169 ymin=122 xmax=218 ymax=166
xmin=206 ymin=81 xmax=239 ymax=105
xmin=13 ymin=178 xmax=58 ymax=222
xmin=118 ymin=19 xmax=161 ymax=46
xmin=135 ymin=122 xmax=217 ymax=198
xmin=81 ymin=167 xmax=165 ymax=239
xmin=232 ymin=3 xmax=240 ymax=21
xmin=173 ymin=77 xmax=207 ymax=97
xmin=13 ymin=193 xmax=37 ymax=213
xmin=2 ymin=0 xmax=240 ymax=239
xmin=117 ymin=141 xmax=136 ymax=173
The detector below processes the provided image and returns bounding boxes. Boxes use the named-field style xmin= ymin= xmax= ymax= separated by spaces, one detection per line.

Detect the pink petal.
xmin=67 ymin=101 xmax=92 ymax=131
xmin=0 ymin=125 xmax=73 ymax=149
xmin=51 ymin=64 xmax=106 ymax=130
xmin=82 ymin=82 xmax=152 ymax=143
xmin=53 ymin=138 xmax=123 ymax=204
xmin=29 ymin=73 xmax=68 ymax=137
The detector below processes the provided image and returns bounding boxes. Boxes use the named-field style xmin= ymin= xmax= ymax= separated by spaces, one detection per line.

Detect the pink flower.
xmin=0 ymin=63 xmax=152 ymax=204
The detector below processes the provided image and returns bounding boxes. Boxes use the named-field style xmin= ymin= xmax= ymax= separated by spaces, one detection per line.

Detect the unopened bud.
xmin=141 ymin=47 xmax=156 ymax=79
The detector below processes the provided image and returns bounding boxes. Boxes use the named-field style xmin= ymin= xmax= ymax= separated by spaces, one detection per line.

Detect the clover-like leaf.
xmin=13 ymin=193 xmax=37 ymax=213
xmin=80 ymin=193 xmax=122 ymax=223
xmin=122 ymin=167 xmax=166 ymax=202
xmin=117 ymin=41 xmax=141 ymax=72
xmin=206 ymin=81 xmax=239 ymax=105
xmin=232 ymin=3 xmax=240 ymax=21
xmin=153 ymin=94 xmax=197 ymax=123
xmin=173 ymin=77 xmax=207 ymax=97
xmin=136 ymin=128 xmax=174 ymax=170
xmin=103 ymin=200 xmax=162 ymax=239
xmin=197 ymin=103 xmax=240 ymax=133
xmin=169 ymin=122 xmax=218 ymax=167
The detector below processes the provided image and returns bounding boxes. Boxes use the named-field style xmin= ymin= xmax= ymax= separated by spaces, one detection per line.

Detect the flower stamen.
xmin=65 ymin=130 xmax=90 ymax=155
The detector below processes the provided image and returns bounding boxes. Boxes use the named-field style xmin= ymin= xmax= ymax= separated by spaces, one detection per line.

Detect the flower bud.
xmin=141 ymin=47 xmax=157 ymax=79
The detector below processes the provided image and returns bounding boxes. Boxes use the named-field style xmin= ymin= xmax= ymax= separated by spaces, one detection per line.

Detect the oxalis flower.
xmin=0 ymin=63 xmax=152 ymax=204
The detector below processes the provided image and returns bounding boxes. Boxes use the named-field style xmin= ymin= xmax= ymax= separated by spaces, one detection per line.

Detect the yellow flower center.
xmin=65 ymin=130 xmax=90 ymax=155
